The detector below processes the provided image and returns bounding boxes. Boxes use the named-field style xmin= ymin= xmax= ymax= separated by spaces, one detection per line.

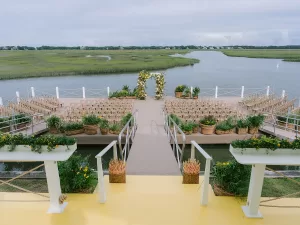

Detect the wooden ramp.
xmin=126 ymin=98 xmax=180 ymax=175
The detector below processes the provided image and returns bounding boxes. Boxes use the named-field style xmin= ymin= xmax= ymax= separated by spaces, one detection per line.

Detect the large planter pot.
xmin=65 ymin=129 xmax=84 ymax=136
xmin=230 ymin=145 xmax=300 ymax=156
xmin=200 ymin=124 xmax=216 ymax=135
xmin=216 ymin=128 xmax=235 ymax=135
xmin=0 ymin=143 xmax=77 ymax=161
xmin=49 ymin=127 xmax=59 ymax=134
xmin=183 ymin=130 xmax=192 ymax=135
xmin=175 ymin=92 xmax=183 ymax=98
xmin=192 ymin=126 xmax=198 ymax=133
xmin=248 ymin=127 xmax=259 ymax=134
xmin=237 ymin=127 xmax=248 ymax=135
xmin=100 ymin=128 xmax=109 ymax=135
xmin=84 ymin=125 xmax=98 ymax=135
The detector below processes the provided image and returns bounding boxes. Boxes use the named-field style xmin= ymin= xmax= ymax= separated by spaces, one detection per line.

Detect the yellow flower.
xmin=79 ymin=167 xmax=82 ymax=170
xmin=76 ymin=172 xmax=79 ymax=175
xmin=277 ymin=144 xmax=280 ymax=147
xmin=83 ymin=166 xmax=88 ymax=172
xmin=84 ymin=174 xmax=87 ymax=177
xmin=86 ymin=176 xmax=89 ymax=179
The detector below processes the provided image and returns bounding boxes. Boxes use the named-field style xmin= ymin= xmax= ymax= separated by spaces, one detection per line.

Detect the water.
xmin=0 ymin=51 xmax=299 ymax=101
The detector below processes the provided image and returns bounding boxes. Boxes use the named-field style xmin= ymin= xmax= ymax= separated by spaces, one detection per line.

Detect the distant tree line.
xmin=1 ymin=45 xmax=300 ymax=50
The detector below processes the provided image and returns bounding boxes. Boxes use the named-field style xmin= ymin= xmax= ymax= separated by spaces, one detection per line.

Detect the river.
xmin=0 ymin=51 xmax=299 ymax=101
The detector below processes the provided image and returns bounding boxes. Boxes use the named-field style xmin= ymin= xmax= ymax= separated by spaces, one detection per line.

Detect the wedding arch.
xmin=136 ymin=70 xmax=165 ymax=100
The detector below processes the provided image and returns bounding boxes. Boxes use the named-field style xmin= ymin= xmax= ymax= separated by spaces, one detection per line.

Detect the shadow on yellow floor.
xmin=0 ymin=176 xmax=299 ymax=225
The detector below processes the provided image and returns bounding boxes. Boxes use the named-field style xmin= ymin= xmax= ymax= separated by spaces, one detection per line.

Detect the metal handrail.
xmin=163 ymin=111 xmax=186 ymax=168
xmin=95 ymin=140 xmax=118 ymax=203
xmin=118 ymin=110 xmax=138 ymax=161
xmin=190 ymin=140 xmax=212 ymax=206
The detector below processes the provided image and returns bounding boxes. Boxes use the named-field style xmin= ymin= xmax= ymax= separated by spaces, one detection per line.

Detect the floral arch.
xmin=136 ymin=70 xmax=165 ymax=100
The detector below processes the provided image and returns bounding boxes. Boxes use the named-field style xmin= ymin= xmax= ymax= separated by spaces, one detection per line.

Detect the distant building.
xmin=80 ymin=46 xmax=86 ymax=50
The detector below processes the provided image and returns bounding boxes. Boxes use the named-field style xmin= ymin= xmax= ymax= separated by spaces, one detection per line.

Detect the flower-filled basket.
xmin=182 ymin=159 xmax=200 ymax=184
xmin=109 ymin=159 xmax=126 ymax=183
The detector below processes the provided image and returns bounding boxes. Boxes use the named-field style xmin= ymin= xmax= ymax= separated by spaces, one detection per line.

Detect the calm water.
xmin=0 ymin=51 xmax=299 ymax=101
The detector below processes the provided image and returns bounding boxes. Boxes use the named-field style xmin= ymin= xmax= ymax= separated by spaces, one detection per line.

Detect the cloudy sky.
xmin=1 ymin=0 xmax=300 ymax=46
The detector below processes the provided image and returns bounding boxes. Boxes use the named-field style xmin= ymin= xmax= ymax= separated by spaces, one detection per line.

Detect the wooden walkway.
xmin=260 ymin=124 xmax=298 ymax=140
xmin=126 ymin=98 xmax=180 ymax=175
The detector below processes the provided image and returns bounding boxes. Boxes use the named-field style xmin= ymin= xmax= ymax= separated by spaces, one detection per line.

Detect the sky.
xmin=1 ymin=0 xmax=300 ymax=46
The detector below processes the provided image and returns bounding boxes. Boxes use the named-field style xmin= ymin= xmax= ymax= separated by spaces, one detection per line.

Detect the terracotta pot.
xmin=175 ymin=92 xmax=182 ymax=98
xmin=49 ymin=127 xmax=59 ymax=134
xmin=248 ymin=127 xmax=259 ymax=134
xmin=65 ymin=129 xmax=84 ymax=136
xmin=200 ymin=124 xmax=215 ymax=135
xmin=237 ymin=127 xmax=248 ymax=135
xmin=216 ymin=128 xmax=235 ymax=135
xmin=192 ymin=126 xmax=198 ymax=133
xmin=100 ymin=128 xmax=109 ymax=135
xmin=84 ymin=125 xmax=98 ymax=135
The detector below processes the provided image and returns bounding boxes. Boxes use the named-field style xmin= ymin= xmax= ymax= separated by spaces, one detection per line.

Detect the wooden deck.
xmin=126 ymin=98 xmax=180 ymax=175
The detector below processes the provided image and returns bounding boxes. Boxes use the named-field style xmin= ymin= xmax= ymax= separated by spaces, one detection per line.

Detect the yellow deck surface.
xmin=0 ymin=176 xmax=299 ymax=225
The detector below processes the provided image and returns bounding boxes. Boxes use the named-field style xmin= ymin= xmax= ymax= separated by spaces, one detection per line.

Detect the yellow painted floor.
xmin=0 ymin=176 xmax=299 ymax=225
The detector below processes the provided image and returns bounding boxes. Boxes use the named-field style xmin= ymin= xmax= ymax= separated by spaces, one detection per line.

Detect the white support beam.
xmin=201 ymin=158 xmax=211 ymax=206
xmin=107 ymin=87 xmax=110 ymax=97
xmin=97 ymin=157 xmax=106 ymax=203
xmin=31 ymin=87 xmax=35 ymax=98
xmin=281 ymin=90 xmax=286 ymax=99
xmin=241 ymin=86 xmax=244 ymax=98
xmin=82 ymin=87 xmax=86 ymax=99
xmin=215 ymin=86 xmax=218 ymax=98
xmin=16 ymin=91 xmax=20 ymax=104
xmin=0 ymin=97 xmax=3 ymax=106
xmin=56 ymin=87 xmax=59 ymax=99
xmin=266 ymin=86 xmax=270 ymax=96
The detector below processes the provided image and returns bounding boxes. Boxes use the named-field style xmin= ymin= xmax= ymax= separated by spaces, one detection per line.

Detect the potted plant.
xmin=109 ymin=91 xmax=119 ymax=100
xmin=109 ymin=123 xmax=121 ymax=135
xmin=174 ymin=85 xmax=186 ymax=98
xmin=14 ymin=114 xmax=32 ymax=130
xmin=109 ymin=159 xmax=126 ymax=183
xmin=236 ymin=118 xmax=249 ymax=135
xmin=191 ymin=122 xmax=199 ymax=133
xmin=215 ymin=118 xmax=236 ymax=135
xmin=181 ymin=87 xmax=191 ymax=99
xmin=121 ymin=113 xmax=133 ymax=127
xmin=82 ymin=115 xmax=99 ymax=135
xmin=168 ymin=114 xmax=181 ymax=128
xmin=247 ymin=114 xmax=264 ymax=134
xmin=0 ymin=118 xmax=10 ymax=133
xmin=180 ymin=122 xmax=193 ymax=135
xmin=99 ymin=119 xmax=109 ymax=135
xmin=200 ymin=115 xmax=216 ymax=135
xmin=182 ymin=159 xmax=200 ymax=184
xmin=118 ymin=90 xmax=129 ymax=99
xmin=192 ymin=87 xmax=200 ymax=99
xmin=46 ymin=115 xmax=61 ymax=134
xmin=64 ymin=122 xmax=84 ymax=136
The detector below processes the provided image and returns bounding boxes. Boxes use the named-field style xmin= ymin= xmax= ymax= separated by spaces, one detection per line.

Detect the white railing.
xmin=95 ymin=140 xmax=118 ymax=203
xmin=190 ymin=140 xmax=212 ymax=205
xmin=163 ymin=111 xmax=186 ymax=168
xmin=118 ymin=110 xmax=138 ymax=161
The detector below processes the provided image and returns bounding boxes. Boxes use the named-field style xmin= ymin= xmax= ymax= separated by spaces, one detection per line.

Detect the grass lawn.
xmin=0 ymin=49 xmax=199 ymax=80
xmin=221 ymin=49 xmax=300 ymax=62
xmin=262 ymin=177 xmax=300 ymax=198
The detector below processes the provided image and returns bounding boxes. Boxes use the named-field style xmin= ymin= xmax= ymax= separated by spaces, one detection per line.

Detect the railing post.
xmin=56 ymin=87 xmax=59 ymax=99
xmin=215 ymin=86 xmax=218 ymax=98
xmin=31 ymin=87 xmax=35 ymax=98
xmin=97 ymin=157 xmax=106 ymax=203
xmin=201 ymin=158 xmax=211 ymax=206
xmin=0 ymin=97 xmax=3 ymax=106
xmin=113 ymin=142 xmax=117 ymax=160
xmin=82 ymin=87 xmax=86 ymax=99
xmin=16 ymin=91 xmax=20 ymax=104
xmin=191 ymin=144 xmax=195 ymax=160
xmin=190 ymin=86 xmax=193 ymax=99
xmin=266 ymin=86 xmax=270 ymax=96
xmin=281 ymin=90 xmax=285 ymax=99
xmin=107 ymin=87 xmax=110 ymax=97
xmin=241 ymin=86 xmax=244 ymax=98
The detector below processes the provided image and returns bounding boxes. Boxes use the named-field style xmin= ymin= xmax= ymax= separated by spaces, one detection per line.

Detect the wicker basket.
xmin=65 ymin=129 xmax=84 ymax=136
xmin=200 ymin=124 xmax=215 ymax=135
xmin=184 ymin=130 xmax=192 ymax=135
xmin=192 ymin=126 xmax=198 ymax=133
xmin=213 ymin=184 xmax=234 ymax=196
xmin=183 ymin=173 xmax=199 ymax=184
xmin=248 ymin=127 xmax=258 ymax=134
xmin=100 ymin=128 xmax=109 ymax=135
xmin=49 ymin=127 xmax=59 ymax=134
xmin=84 ymin=125 xmax=98 ymax=135
xmin=109 ymin=172 xmax=126 ymax=183
xmin=216 ymin=128 xmax=235 ymax=135
xmin=175 ymin=92 xmax=182 ymax=98
xmin=237 ymin=127 xmax=248 ymax=135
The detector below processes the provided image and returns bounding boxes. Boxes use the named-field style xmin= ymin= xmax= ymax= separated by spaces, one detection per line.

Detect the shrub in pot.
xmin=0 ymin=118 xmax=10 ymax=133
xmin=182 ymin=159 xmax=200 ymax=184
xmin=82 ymin=115 xmax=99 ymax=135
xmin=192 ymin=87 xmax=200 ymax=99
xmin=64 ymin=122 xmax=84 ymax=136
xmin=109 ymin=159 xmax=126 ymax=183
xmin=200 ymin=115 xmax=216 ymax=135
xmin=181 ymin=87 xmax=191 ymax=99
xmin=236 ymin=118 xmax=249 ymax=135
xmin=109 ymin=123 xmax=121 ymax=135
xmin=190 ymin=122 xmax=199 ymax=133
xmin=13 ymin=114 xmax=32 ymax=130
xmin=215 ymin=118 xmax=235 ymax=135
xmin=174 ymin=85 xmax=186 ymax=98
xmin=99 ymin=119 xmax=109 ymax=135
xmin=180 ymin=122 xmax=193 ymax=135
xmin=121 ymin=113 xmax=133 ymax=127
xmin=247 ymin=114 xmax=264 ymax=134
xmin=46 ymin=115 xmax=61 ymax=134
xmin=168 ymin=114 xmax=182 ymax=128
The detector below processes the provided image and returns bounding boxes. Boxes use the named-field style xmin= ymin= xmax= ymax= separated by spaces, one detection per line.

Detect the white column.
xmin=56 ymin=87 xmax=59 ymax=99
xmin=82 ymin=87 xmax=86 ymax=99
xmin=241 ymin=86 xmax=245 ymax=98
xmin=281 ymin=90 xmax=285 ymax=99
xmin=201 ymin=158 xmax=211 ymax=205
xmin=215 ymin=86 xmax=218 ymax=98
xmin=113 ymin=143 xmax=118 ymax=160
xmin=190 ymin=86 xmax=193 ymax=98
xmin=107 ymin=87 xmax=110 ymax=97
xmin=191 ymin=144 xmax=195 ymax=160
xmin=242 ymin=164 xmax=265 ymax=218
xmin=0 ymin=97 xmax=3 ymax=106
xmin=266 ymin=86 xmax=270 ymax=96
xmin=31 ymin=87 xmax=35 ymax=98
xmin=16 ymin=91 xmax=20 ymax=104
xmin=97 ymin=157 xmax=106 ymax=203
xmin=44 ymin=161 xmax=67 ymax=213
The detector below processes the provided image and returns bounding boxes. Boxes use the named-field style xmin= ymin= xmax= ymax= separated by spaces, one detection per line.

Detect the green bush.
xmin=82 ymin=114 xmax=99 ymax=125
xmin=64 ymin=122 xmax=84 ymax=131
xmin=46 ymin=115 xmax=61 ymax=129
xmin=193 ymin=87 xmax=200 ymax=97
xmin=236 ymin=118 xmax=249 ymax=128
xmin=200 ymin=115 xmax=216 ymax=126
xmin=212 ymin=158 xmax=251 ymax=196
xmin=216 ymin=118 xmax=235 ymax=131
xmin=99 ymin=119 xmax=109 ymax=129
xmin=58 ymin=154 xmax=95 ymax=193
xmin=180 ymin=122 xmax=193 ymax=132
xmin=121 ymin=113 xmax=133 ymax=126
xmin=109 ymin=123 xmax=121 ymax=132
xmin=13 ymin=114 xmax=32 ymax=124
xmin=168 ymin=114 xmax=182 ymax=125
xmin=247 ymin=114 xmax=264 ymax=128
xmin=175 ymin=85 xmax=186 ymax=92
xmin=0 ymin=118 xmax=9 ymax=129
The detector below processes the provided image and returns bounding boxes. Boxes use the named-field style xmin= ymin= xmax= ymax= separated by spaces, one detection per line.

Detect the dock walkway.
xmin=126 ymin=98 xmax=180 ymax=175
